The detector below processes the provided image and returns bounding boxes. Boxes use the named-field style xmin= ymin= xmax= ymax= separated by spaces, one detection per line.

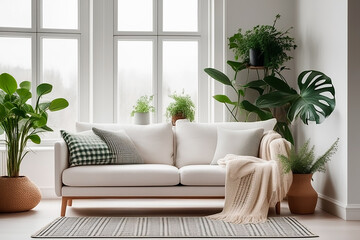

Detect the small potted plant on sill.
xmin=166 ymin=93 xmax=195 ymax=126
xmin=228 ymin=14 xmax=296 ymax=69
xmin=279 ymin=138 xmax=339 ymax=214
xmin=131 ymin=95 xmax=155 ymax=125
xmin=0 ymin=73 xmax=69 ymax=213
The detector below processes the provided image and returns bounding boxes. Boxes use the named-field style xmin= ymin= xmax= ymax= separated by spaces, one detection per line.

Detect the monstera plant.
xmin=204 ymin=68 xmax=336 ymax=144
xmin=256 ymin=70 xmax=335 ymax=124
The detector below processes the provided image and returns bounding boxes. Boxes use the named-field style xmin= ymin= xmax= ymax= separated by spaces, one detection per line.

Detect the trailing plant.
xmin=229 ymin=14 xmax=296 ymax=71
xmin=0 ymin=73 xmax=69 ymax=177
xmin=279 ymin=138 xmax=339 ymax=174
xmin=130 ymin=95 xmax=155 ymax=116
xmin=165 ymin=93 xmax=195 ymax=122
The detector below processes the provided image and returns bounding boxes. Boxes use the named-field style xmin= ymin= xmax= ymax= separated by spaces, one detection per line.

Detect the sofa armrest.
xmin=259 ymin=130 xmax=291 ymax=161
xmin=54 ymin=140 xmax=69 ymax=197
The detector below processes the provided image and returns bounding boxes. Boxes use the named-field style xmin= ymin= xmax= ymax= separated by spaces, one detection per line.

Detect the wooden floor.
xmin=0 ymin=199 xmax=359 ymax=239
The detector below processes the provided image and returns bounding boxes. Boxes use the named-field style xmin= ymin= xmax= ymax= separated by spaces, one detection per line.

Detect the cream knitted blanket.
xmin=208 ymin=130 xmax=293 ymax=224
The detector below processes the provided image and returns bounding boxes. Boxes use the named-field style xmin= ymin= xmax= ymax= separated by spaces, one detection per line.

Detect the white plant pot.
xmin=133 ymin=112 xmax=150 ymax=125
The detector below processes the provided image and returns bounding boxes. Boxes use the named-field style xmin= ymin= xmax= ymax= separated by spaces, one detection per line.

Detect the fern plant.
xmin=166 ymin=93 xmax=195 ymax=122
xmin=279 ymin=138 xmax=339 ymax=174
xmin=130 ymin=95 xmax=155 ymax=117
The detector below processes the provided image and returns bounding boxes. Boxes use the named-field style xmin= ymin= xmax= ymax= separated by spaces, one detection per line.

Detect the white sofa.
xmin=55 ymin=119 xmax=279 ymax=216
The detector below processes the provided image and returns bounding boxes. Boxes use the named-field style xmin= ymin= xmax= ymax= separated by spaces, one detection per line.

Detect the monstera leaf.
xmin=257 ymin=70 xmax=335 ymax=124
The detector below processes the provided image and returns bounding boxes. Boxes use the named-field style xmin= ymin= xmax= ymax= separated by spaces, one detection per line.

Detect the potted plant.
xmin=228 ymin=14 xmax=296 ymax=69
xmin=130 ymin=95 xmax=155 ymax=125
xmin=166 ymin=93 xmax=195 ymax=126
xmin=279 ymin=138 xmax=339 ymax=214
xmin=0 ymin=73 xmax=69 ymax=213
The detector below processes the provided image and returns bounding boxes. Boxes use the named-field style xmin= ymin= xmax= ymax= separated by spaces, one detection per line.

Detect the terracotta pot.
xmin=171 ymin=113 xmax=186 ymax=126
xmin=287 ymin=174 xmax=318 ymax=214
xmin=0 ymin=176 xmax=41 ymax=213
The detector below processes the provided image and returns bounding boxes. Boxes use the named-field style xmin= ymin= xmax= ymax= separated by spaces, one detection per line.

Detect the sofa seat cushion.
xmin=62 ymin=164 xmax=180 ymax=187
xmin=179 ymin=165 xmax=226 ymax=186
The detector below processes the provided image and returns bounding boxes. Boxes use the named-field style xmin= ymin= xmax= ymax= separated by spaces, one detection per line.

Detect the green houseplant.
xmin=130 ymin=95 xmax=155 ymax=125
xmin=204 ymin=68 xmax=336 ymax=144
xmin=0 ymin=73 xmax=69 ymax=213
xmin=166 ymin=93 xmax=195 ymax=125
xmin=279 ymin=138 xmax=339 ymax=214
xmin=229 ymin=14 xmax=296 ymax=70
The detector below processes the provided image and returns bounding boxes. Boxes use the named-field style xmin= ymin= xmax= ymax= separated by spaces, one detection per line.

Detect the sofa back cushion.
xmin=76 ymin=123 xmax=174 ymax=165
xmin=175 ymin=118 xmax=277 ymax=168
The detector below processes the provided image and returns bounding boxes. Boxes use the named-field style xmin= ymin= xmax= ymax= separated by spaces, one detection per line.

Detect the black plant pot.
xmin=249 ymin=49 xmax=264 ymax=66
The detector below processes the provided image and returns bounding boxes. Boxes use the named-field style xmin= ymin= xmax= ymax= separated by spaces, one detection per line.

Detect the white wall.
xmin=347 ymin=0 xmax=360 ymax=214
xmin=294 ymin=0 xmax=358 ymax=219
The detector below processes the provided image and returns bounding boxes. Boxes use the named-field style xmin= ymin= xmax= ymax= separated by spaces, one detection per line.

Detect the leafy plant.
xmin=256 ymin=70 xmax=336 ymax=124
xmin=204 ymin=68 xmax=336 ymax=144
xmin=229 ymin=14 xmax=296 ymax=70
xmin=279 ymin=138 xmax=339 ymax=174
xmin=165 ymin=93 xmax=195 ymax=122
xmin=130 ymin=95 xmax=155 ymax=116
xmin=0 ymin=73 xmax=69 ymax=177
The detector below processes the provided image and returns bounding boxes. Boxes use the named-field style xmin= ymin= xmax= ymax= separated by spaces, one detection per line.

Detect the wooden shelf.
xmin=246 ymin=65 xmax=266 ymax=70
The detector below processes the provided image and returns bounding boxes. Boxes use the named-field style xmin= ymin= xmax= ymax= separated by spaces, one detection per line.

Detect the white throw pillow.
xmin=175 ymin=118 xmax=276 ymax=168
xmin=211 ymin=127 xmax=264 ymax=165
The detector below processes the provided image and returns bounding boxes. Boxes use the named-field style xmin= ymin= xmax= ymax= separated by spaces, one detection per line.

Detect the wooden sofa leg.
xmin=61 ymin=197 xmax=68 ymax=217
xmin=67 ymin=199 xmax=73 ymax=207
xmin=275 ymin=201 xmax=281 ymax=215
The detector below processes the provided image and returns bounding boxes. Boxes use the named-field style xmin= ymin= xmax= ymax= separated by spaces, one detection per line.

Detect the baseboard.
xmin=40 ymin=187 xmax=60 ymax=199
xmin=345 ymin=204 xmax=360 ymax=220
xmin=317 ymin=193 xmax=360 ymax=220
xmin=317 ymin=193 xmax=346 ymax=219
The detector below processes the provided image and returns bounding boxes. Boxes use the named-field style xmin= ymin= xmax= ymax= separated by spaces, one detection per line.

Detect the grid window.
xmin=0 ymin=0 xmax=84 ymax=142
xmin=115 ymin=0 xmax=207 ymax=123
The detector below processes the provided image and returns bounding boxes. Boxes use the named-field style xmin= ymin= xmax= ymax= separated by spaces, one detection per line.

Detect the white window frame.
xmin=0 ymin=0 xmax=89 ymax=145
xmin=158 ymin=0 xmax=201 ymax=36
xmin=113 ymin=0 xmax=158 ymax=36
xmin=113 ymin=0 xmax=210 ymax=123
xmin=113 ymin=36 xmax=158 ymax=123
xmin=38 ymin=0 xmax=81 ymax=33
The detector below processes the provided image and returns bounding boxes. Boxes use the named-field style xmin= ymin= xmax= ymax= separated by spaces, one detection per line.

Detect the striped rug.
xmin=32 ymin=216 xmax=317 ymax=238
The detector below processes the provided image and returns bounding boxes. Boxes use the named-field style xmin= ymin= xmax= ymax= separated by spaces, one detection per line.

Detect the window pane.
xmin=0 ymin=37 xmax=31 ymax=83
xmin=162 ymin=41 xmax=198 ymax=122
xmin=163 ymin=0 xmax=198 ymax=32
xmin=0 ymin=0 xmax=31 ymax=28
xmin=117 ymin=40 xmax=153 ymax=123
xmin=117 ymin=0 xmax=153 ymax=32
xmin=42 ymin=38 xmax=78 ymax=137
xmin=42 ymin=0 xmax=78 ymax=29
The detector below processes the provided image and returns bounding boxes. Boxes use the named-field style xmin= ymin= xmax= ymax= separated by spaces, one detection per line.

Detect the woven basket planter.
xmin=0 ymin=176 xmax=41 ymax=213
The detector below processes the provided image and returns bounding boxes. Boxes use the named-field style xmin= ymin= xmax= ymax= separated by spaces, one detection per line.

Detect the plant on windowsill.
xmin=0 ymin=73 xmax=69 ymax=213
xmin=130 ymin=95 xmax=155 ymax=125
xmin=166 ymin=93 xmax=195 ymax=126
xmin=279 ymin=138 xmax=339 ymax=214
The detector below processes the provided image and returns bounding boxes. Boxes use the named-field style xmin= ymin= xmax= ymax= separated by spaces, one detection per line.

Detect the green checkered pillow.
xmin=61 ymin=130 xmax=115 ymax=167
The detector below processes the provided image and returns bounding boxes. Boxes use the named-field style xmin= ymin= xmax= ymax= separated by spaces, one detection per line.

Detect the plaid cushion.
xmin=61 ymin=130 xmax=115 ymax=167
